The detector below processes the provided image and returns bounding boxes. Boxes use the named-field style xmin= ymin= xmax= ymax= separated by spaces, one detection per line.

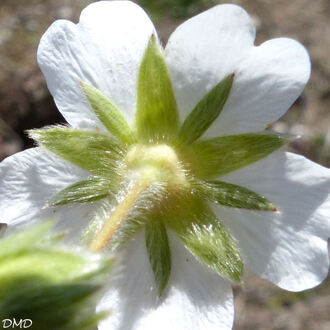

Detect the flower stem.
xmin=89 ymin=177 xmax=150 ymax=252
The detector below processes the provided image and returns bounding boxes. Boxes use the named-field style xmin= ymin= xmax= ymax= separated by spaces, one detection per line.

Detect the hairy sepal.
xmin=101 ymin=182 xmax=167 ymax=252
xmin=178 ymin=74 xmax=234 ymax=145
xmin=164 ymin=196 xmax=243 ymax=283
xmin=194 ymin=180 xmax=276 ymax=211
xmin=49 ymin=178 xmax=114 ymax=206
xmin=29 ymin=126 xmax=125 ymax=177
xmin=145 ymin=217 xmax=171 ymax=295
xmin=81 ymin=82 xmax=136 ymax=145
xmin=136 ymin=36 xmax=179 ymax=142
xmin=180 ymin=133 xmax=290 ymax=179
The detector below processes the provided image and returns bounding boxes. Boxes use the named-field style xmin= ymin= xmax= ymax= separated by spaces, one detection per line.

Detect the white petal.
xmin=0 ymin=148 xmax=92 ymax=231
xmin=38 ymin=1 xmax=156 ymax=130
xmin=214 ymin=151 xmax=330 ymax=291
xmin=98 ymin=231 xmax=234 ymax=330
xmin=165 ymin=4 xmax=310 ymax=136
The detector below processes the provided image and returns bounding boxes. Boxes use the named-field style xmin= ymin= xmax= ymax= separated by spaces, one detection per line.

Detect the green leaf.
xmin=29 ymin=127 xmax=125 ymax=177
xmin=1 ymin=279 xmax=98 ymax=315
xmin=0 ymin=279 xmax=104 ymax=330
xmin=50 ymin=178 xmax=113 ymax=206
xmin=194 ymin=180 xmax=276 ymax=211
xmin=0 ymin=222 xmax=111 ymax=285
xmin=0 ymin=221 xmax=53 ymax=260
xmin=164 ymin=196 xmax=243 ymax=283
xmin=81 ymin=82 xmax=136 ymax=145
xmin=180 ymin=133 xmax=290 ymax=179
xmin=136 ymin=35 xmax=179 ymax=142
xmin=0 ymin=223 xmax=112 ymax=330
xmin=145 ymin=217 xmax=171 ymax=295
xmin=178 ymin=74 xmax=234 ymax=145
xmin=0 ymin=250 xmax=92 ymax=285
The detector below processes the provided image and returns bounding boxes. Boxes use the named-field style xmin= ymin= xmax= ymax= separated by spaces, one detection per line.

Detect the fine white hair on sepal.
xmin=104 ymin=178 xmax=168 ymax=252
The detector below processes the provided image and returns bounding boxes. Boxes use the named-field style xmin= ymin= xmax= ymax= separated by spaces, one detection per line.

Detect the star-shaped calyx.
xmin=30 ymin=35 xmax=288 ymax=295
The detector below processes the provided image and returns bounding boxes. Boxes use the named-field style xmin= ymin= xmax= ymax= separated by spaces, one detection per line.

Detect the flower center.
xmin=89 ymin=143 xmax=189 ymax=252
xmin=124 ymin=143 xmax=188 ymax=191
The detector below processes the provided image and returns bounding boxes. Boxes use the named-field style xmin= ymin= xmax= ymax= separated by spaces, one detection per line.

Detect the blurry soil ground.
xmin=0 ymin=0 xmax=329 ymax=329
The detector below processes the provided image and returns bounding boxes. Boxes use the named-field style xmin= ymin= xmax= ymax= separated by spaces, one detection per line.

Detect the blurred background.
xmin=0 ymin=0 xmax=329 ymax=328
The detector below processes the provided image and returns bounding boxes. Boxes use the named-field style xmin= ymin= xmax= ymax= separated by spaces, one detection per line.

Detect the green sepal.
xmin=178 ymin=74 xmax=234 ymax=145
xmin=180 ymin=133 xmax=290 ymax=179
xmin=29 ymin=126 xmax=124 ymax=177
xmin=81 ymin=82 xmax=136 ymax=145
xmin=145 ymin=217 xmax=171 ymax=295
xmin=50 ymin=178 xmax=113 ymax=206
xmin=106 ymin=215 xmax=146 ymax=252
xmin=164 ymin=197 xmax=243 ymax=283
xmin=194 ymin=180 xmax=276 ymax=211
xmin=103 ymin=182 xmax=167 ymax=252
xmin=136 ymin=35 xmax=179 ymax=142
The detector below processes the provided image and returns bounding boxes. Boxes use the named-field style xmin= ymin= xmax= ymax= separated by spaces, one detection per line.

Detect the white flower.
xmin=0 ymin=1 xmax=329 ymax=329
